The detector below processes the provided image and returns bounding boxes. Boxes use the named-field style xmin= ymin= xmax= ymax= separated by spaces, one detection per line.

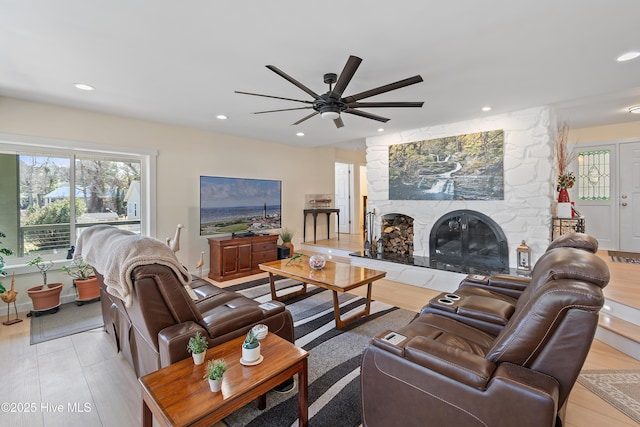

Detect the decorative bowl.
xmin=309 ymin=255 xmax=326 ymax=270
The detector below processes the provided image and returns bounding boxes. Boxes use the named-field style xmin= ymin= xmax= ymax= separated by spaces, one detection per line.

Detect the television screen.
xmin=200 ymin=176 xmax=282 ymax=236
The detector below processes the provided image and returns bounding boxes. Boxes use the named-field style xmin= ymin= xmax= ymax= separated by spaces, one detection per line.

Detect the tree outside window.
xmin=0 ymin=152 xmax=141 ymax=259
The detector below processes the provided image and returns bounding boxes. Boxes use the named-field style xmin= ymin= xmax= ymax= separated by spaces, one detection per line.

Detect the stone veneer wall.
xmin=365 ymin=106 xmax=555 ymax=269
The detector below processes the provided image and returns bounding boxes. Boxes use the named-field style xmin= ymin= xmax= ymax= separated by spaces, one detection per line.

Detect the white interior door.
xmin=619 ymin=141 xmax=640 ymax=251
xmin=335 ymin=162 xmax=353 ymax=234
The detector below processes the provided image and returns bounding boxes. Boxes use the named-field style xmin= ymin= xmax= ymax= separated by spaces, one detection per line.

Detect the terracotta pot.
xmin=558 ymin=188 xmax=570 ymax=203
xmin=27 ymin=283 xmax=64 ymax=311
xmin=74 ymin=276 xmax=100 ymax=302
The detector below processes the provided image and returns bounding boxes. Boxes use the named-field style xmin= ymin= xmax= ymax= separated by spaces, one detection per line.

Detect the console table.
xmin=303 ymin=208 xmax=340 ymax=243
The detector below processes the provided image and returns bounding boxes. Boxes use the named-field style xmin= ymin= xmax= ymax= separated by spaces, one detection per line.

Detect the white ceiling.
xmin=1 ymin=1 xmax=640 ymax=151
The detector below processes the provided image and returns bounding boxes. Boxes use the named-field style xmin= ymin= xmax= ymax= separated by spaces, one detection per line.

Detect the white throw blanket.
xmin=75 ymin=225 xmax=191 ymax=307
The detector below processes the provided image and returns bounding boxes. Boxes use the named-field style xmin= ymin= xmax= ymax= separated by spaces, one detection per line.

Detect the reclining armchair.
xmin=360 ymin=247 xmax=609 ymax=427
xmin=421 ymin=233 xmax=600 ymax=335
xmin=76 ymin=225 xmax=294 ymax=377
xmin=454 ymin=232 xmax=598 ymax=300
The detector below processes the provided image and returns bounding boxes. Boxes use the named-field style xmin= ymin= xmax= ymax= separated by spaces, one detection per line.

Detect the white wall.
xmin=365 ymin=106 xmax=556 ymax=269
xmin=0 ymin=96 xmax=341 ymax=310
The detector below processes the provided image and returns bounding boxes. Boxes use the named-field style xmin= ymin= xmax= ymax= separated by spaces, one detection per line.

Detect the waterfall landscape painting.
xmin=389 ymin=130 xmax=504 ymax=200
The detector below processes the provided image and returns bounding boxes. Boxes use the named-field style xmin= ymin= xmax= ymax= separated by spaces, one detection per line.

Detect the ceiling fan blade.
xmin=253 ymin=106 xmax=313 ymax=114
xmin=343 ymin=109 xmax=390 ymax=123
xmin=334 ymin=116 xmax=345 ymax=128
xmin=343 ymin=75 xmax=424 ymax=103
xmin=266 ymin=65 xmax=320 ymax=99
xmin=235 ymin=91 xmax=313 ymax=104
xmin=292 ymin=111 xmax=319 ymax=125
xmin=331 ymin=55 xmax=362 ymax=98
xmin=348 ymin=101 xmax=424 ymax=108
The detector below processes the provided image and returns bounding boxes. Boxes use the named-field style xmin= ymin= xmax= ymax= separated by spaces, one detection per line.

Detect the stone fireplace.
xmin=362 ymin=106 xmax=555 ymax=273
xmin=429 ymin=209 xmax=509 ymax=273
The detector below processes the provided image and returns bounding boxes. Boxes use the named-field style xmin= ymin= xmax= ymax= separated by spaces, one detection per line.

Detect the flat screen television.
xmin=200 ymin=176 xmax=282 ymax=236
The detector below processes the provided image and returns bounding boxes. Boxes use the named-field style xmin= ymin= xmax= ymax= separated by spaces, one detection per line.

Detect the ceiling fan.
xmin=235 ymin=55 xmax=424 ymax=128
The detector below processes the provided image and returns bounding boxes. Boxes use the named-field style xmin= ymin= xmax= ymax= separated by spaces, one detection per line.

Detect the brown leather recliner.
xmin=360 ymin=247 xmax=609 ymax=427
xmin=454 ymin=232 xmax=598 ymax=300
xmin=420 ymin=233 xmax=600 ymax=335
xmin=79 ymin=226 xmax=294 ymax=378
xmin=96 ymin=267 xmax=294 ymax=377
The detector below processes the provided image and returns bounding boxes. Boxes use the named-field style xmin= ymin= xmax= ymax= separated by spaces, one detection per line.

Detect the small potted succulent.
xmin=203 ymin=358 xmax=227 ymax=392
xmin=61 ymin=257 xmax=100 ymax=304
xmin=26 ymin=256 xmax=64 ymax=314
xmin=242 ymin=329 xmax=261 ymax=364
xmin=187 ymin=331 xmax=208 ymax=365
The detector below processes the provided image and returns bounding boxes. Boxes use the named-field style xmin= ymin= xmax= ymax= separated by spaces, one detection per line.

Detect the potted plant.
xmin=203 ymin=358 xmax=227 ymax=392
xmin=26 ymin=256 xmax=64 ymax=315
xmin=279 ymin=228 xmax=295 ymax=256
xmin=242 ymin=329 xmax=261 ymax=364
xmin=187 ymin=331 xmax=208 ymax=365
xmin=61 ymin=257 xmax=100 ymax=305
xmin=0 ymin=231 xmax=13 ymax=294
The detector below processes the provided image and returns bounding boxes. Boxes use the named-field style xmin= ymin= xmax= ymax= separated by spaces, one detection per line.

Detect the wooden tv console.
xmin=207 ymin=234 xmax=278 ymax=282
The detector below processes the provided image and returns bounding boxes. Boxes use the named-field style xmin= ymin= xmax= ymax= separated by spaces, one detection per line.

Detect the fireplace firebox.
xmin=429 ymin=209 xmax=509 ymax=273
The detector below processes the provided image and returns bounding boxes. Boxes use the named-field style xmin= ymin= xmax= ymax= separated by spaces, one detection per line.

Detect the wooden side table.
xmin=139 ymin=333 xmax=309 ymax=427
xmin=303 ymin=208 xmax=340 ymax=243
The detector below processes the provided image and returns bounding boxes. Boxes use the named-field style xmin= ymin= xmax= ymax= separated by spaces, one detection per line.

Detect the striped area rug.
xmin=221 ymin=276 xmax=417 ymax=427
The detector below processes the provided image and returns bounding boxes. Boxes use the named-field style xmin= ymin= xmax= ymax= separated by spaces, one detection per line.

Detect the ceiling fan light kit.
xmin=235 ymin=55 xmax=424 ymax=128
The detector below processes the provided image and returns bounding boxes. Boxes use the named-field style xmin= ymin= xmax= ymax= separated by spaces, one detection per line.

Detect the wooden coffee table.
xmin=139 ymin=333 xmax=309 ymax=427
xmin=259 ymin=257 xmax=387 ymax=329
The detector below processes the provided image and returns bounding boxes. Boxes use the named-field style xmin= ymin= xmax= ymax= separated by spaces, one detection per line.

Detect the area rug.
xmin=30 ymin=300 xmax=103 ymax=345
xmin=608 ymin=250 xmax=640 ymax=264
xmin=577 ymin=369 xmax=640 ymax=424
xmin=221 ymin=275 xmax=416 ymax=427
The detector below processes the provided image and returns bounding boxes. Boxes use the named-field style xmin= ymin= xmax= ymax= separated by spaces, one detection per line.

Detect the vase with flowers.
xmin=554 ymin=122 xmax=577 ymax=203
xmin=557 ymin=172 xmax=575 ymax=202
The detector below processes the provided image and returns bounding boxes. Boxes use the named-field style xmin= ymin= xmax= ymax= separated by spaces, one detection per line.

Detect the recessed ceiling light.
xmin=617 ymin=51 xmax=640 ymax=62
xmin=216 ymin=114 xmax=228 ymax=120
xmin=482 ymin=106 xmax=492 ymax=112
xmin=377 ymin=128 xmax=384 ymax=132
xmin=296 ymin=132 xmax=304 ymax=136
xmin=629 ymin=105 xmax=640 ymax=114
xmin=74 ymin=83 xmax=94 ymax=91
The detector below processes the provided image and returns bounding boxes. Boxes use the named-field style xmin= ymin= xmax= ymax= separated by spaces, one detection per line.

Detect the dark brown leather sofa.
xmin=360 ymin=246 xmax=609 ymax=427
xmin=78 ymin=226 xmax=294 ymax=378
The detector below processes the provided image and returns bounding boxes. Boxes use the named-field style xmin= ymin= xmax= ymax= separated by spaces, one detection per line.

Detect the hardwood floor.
xmin=0 ymin=233 xmax=638 ymax=426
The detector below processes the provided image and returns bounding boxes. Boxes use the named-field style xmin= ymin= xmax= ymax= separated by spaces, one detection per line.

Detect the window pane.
xmin=19 ymin=155 xmax=71 ymax=255
xmin=75 ymin=157 xmax=142 ymax=235
xmin=577 ymin=150 xmax=610 ymax=200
